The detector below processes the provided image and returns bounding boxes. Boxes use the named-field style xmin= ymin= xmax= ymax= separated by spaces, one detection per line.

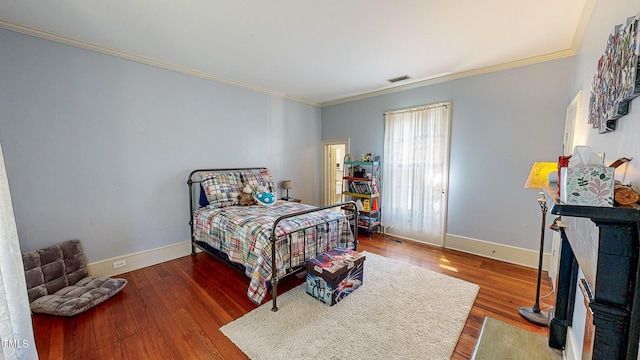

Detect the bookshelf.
xmin=342 ymin=160 xmax=381 ymax=237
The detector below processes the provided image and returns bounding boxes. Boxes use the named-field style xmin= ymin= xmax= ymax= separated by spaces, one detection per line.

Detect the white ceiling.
xmin=0 ymin=0 xmax=591 ymax=105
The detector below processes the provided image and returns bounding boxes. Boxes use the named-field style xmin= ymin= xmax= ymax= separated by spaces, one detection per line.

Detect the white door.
xmin=322 ymin=139 xmax=349 ymax=206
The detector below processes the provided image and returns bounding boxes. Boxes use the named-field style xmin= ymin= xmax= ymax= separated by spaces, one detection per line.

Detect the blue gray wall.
xmin=0 ymin=29 xmax=322 ymax=261
xmin=322 ymin=59 xmax=574 ymax=251
xmin=0 ymin=24 xmax=580 ymax=261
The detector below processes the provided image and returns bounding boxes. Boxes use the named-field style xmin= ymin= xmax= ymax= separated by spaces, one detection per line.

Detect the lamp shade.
xmin=524 ymin=162 xmax=557 ymax=190
xmin=281 ymin=180 xmax=293 ymax=189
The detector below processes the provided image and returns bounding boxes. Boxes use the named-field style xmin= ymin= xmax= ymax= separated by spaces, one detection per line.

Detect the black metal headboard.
xmin=187 ymin=167 xmax=358 ymax=253
xmin=187 ymin=167 xmax=267 ymax=233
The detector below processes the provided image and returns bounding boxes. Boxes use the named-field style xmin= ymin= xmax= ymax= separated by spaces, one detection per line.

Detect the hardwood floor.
xmin=32 ymin=234 xmax=554 ymax=359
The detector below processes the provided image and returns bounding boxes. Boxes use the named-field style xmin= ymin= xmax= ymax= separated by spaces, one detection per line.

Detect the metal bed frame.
xmin=187 ymin=168 xmax=358 ymax=311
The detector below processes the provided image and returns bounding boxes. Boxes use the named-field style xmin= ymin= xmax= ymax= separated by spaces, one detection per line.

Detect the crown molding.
xmin=0 ymin=18 xmax=320 ymax=107
xmin=322 ymin=0 xmax=594 ymax=107
xmin=321 ymin=48 xmax=576 ymax=107
xmin=1 ymin=6 xmax=592 ymax=110
xmin=570 ymin=0 xmax=597 ymax=53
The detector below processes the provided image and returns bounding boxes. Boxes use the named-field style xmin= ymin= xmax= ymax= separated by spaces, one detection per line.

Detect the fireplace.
xmin=545 ymin=187 xmax=640 ymax=360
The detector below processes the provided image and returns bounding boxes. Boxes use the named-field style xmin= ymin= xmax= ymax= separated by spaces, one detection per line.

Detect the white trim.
xmin=445 ymin=234 xmax=552 ymax=270
xmin=570 ymin=0 xmax=597 ymax=53
xmin=549 ymin=230 xmax=562 ymax=290
xmin=90 ymin=235 xmax=553 ymax=285
xmin=382 ymin=103 xmax=451 ymax=247
xmin=384 ymin=102 xmax=449 ymax=115
xmin=321 ymin=50 xmax=575 ymax=107
xmin=384 ymin=230 xmax=441 ymax=246
xmin=87 ymin=241 xmax=195 ymax=277
xmin=321 ymin=138 xmax=350 ymax=206
xmin=0 ymin=12 xmax=592 ymax=109
xmin=91 ymin=234 xmax=552 ymax=275
xmin=440 ymin=102 xmax=452 ymax=248
xmin=323 ymin=0 xmax=595 ymax=108
xmin=0 ymin=18 xmax=319 ymax=107
xmin=564 ymin=325 xmax=580 ymax=360
xmin=563 ymin=91 xmax=582 ymax=156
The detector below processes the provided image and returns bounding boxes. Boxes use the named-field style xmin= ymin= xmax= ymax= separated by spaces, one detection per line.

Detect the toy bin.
xmin=305 ymin=248 xmax=365 ymax=306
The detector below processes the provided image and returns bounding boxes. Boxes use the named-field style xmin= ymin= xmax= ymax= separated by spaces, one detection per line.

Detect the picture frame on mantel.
xmin=588 ymin=13 xmax=640 ymax=134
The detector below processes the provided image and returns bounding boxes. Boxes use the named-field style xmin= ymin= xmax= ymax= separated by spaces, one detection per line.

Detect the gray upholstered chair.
xmin=22 ymin=239 xmax=127 ymax=316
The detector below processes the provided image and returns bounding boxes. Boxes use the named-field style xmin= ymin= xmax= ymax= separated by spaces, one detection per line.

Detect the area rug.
xmin=472 ymin=317 xmax=562 ymax=359
xmin=220 ymin=252 xmax=480 ymax=360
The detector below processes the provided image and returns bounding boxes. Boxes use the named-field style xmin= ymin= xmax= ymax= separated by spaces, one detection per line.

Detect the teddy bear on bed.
xmin=238 ymin=184 xmax=257 ymax=206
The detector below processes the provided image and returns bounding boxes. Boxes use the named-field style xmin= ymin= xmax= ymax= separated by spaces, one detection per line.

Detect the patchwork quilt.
xmin=193 ymin=201 xmax=353 ymax=303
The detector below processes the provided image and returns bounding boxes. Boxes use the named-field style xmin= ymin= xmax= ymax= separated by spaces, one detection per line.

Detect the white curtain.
xmin=382 ymin=103 xmax=450 ymax=243
xmin=0 ymin=140 xmax=38 ymax=360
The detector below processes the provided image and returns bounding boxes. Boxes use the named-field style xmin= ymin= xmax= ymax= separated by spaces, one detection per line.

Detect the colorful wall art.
xmin=588 ymin=14 xmax=640 ymax=133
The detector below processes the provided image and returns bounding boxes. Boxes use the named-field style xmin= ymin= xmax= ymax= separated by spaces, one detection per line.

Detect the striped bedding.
xmin=193 ymin=201 xmax=353 ymax=304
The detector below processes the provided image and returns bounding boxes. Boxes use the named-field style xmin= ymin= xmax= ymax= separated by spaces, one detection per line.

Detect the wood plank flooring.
xmin=32 ymin=234 xmax=554 ymax=359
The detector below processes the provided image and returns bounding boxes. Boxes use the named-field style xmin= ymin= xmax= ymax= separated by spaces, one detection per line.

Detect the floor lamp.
xmin=519 ymin=162 xmax=557 ymax=327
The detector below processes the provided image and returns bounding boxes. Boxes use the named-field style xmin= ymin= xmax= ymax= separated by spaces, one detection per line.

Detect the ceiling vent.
xmin=387 ymin=75 xmax=412 ymax=83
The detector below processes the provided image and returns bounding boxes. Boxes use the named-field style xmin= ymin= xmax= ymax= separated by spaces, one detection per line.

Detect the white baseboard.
xmin=445 ymin=234 xmax=552 ymax=271
xmin=564 ymin=326 xmax=580 ymax=360
xmin=89 ymin=234 xmax=550 ymax=277
xmin=87 ymin=241 xmax=194 ymax=277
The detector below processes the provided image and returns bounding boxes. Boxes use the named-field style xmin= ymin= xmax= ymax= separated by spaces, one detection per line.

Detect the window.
xmin=382 ymin=102 xmax=450 ymax=244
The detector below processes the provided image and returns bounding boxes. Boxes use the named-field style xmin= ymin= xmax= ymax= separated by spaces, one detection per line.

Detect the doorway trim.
xmin=321 ymin=138 xmax=350 ymax=206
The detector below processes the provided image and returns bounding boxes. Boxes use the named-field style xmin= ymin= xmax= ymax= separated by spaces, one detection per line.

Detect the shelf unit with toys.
xmin=341 ymin=154 xmax=381 ymax=238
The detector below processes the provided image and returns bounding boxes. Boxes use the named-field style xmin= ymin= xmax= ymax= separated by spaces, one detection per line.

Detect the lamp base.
xmin=518 ymin=306 xmax=549 ymax=327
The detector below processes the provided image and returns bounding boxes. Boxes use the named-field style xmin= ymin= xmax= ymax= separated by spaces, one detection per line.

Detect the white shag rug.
xmin=220 ymin=252 xmax=480 ymax=360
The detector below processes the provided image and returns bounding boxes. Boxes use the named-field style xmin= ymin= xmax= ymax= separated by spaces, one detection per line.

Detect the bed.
xmin=187 ymin=167 xmax=358 ymax=311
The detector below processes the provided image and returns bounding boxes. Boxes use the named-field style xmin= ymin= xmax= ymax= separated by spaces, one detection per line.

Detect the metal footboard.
xmin=187 ymin=168 xmax=359 ymax=312
xmin=269 ymin=201 xmax=358 ymax=311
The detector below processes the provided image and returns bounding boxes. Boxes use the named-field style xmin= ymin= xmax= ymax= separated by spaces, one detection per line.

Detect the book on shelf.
xmin=347 ymin=181 xmax=375 ymax=195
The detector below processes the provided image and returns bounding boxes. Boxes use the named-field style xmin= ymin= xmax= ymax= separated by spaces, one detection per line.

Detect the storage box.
xmin=560 ymin=166 xmax=615 ymax=206
xmin=306 ymin=248 xmax=365 ymax=306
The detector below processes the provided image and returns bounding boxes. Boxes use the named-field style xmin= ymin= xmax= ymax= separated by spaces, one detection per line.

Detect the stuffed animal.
xmin=253 ymin=185 xmax=277 ymax=206
xmin=238 ymin=184 xmax=257 ymax=206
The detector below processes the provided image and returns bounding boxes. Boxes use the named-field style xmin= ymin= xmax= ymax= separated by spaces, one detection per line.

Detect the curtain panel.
xmin=382 ymin=103 xmax=449 ymax=243
xmin=0 ymin=140 xmax=37 ymax=360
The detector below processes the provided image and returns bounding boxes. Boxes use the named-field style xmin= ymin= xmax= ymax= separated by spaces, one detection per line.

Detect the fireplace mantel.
xmin=544 ymin=185 xmax=640 ymax=359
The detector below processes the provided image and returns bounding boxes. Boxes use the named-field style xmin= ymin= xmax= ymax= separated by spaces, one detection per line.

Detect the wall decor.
xmin=588 ymin=13 xmax=640 ymax=134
